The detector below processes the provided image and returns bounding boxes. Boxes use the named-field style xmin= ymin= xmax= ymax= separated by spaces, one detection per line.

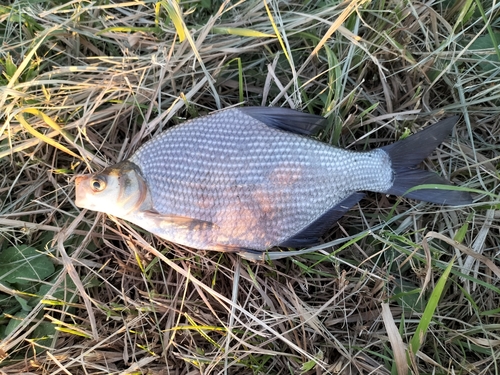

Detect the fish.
xmin=74 ymin=107 xmax=472 ymax=256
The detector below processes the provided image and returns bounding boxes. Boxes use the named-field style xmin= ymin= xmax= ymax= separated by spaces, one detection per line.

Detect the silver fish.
xmin=75 ymin=107 xmax=472 ymax=255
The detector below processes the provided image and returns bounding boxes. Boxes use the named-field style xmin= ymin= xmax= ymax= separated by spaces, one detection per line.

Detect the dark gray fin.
xmin=278 ymin=192 xmax=365 ymax=248
xmin=238 ymin=107 xmax=326 ymax=136
xmin=382 ymin=116 xmax=472 ymax=205
xmin=143 ymin=211 xmax=218 ymax=231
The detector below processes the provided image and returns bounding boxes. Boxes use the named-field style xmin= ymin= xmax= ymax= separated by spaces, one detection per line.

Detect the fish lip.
xmin=74 ymin=175 xmax=90 ymax=208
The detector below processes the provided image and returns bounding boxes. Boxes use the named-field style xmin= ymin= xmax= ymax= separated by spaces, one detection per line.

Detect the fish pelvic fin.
xmin=382 ymin=116 xmax=472 ymax=206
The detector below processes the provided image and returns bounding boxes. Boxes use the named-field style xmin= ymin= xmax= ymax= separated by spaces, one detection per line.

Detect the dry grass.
xmin=0 ymin=0 xmax=499 ymax=374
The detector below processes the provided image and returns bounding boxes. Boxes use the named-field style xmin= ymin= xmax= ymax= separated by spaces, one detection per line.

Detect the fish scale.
xmin=128 ymin=109 xmax=391 ymax=250
xmin=75 ymin=107 xmax=472 ymax=255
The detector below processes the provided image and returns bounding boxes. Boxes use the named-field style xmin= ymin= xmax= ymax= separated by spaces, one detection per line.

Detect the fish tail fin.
xmin=382 ymin=116 xmax=472 ymax=206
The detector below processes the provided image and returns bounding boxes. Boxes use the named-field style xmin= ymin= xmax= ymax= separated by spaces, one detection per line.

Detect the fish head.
xmin=75 ymin=160 xmax=151 ymax=217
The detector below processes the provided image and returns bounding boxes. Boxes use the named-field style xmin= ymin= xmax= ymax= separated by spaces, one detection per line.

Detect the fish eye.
xmin=90 ymin=176 xmax=107 ymax=192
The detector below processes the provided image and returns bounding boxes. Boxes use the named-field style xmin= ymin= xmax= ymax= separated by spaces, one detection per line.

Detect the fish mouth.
xmin=74 ymin=175 xmax=91 ymax=209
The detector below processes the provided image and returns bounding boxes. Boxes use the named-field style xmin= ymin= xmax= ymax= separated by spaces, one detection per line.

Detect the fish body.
xmin=75 ymin=107 xmax=472 ymax=254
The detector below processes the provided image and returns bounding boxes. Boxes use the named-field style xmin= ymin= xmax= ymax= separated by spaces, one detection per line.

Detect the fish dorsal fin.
xmin=237 ymin=107 xmax=326 ymax=136
xmin=278 ymin=192 xmax=365 ymax=248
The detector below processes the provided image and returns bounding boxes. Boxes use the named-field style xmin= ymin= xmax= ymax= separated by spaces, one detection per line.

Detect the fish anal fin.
xmin=237 ymin=107 xmax=326 ymax=136
xmin=279 ymin=192 xmax=365 ymax=248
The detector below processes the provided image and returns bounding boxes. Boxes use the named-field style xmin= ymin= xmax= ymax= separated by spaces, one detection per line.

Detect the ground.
xmin=0 ymin=0 xmax=499 ymax=374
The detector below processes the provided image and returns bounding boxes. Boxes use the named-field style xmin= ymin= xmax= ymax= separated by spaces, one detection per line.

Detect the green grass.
xmin=0 ymin=0 xmax=499 ymax=374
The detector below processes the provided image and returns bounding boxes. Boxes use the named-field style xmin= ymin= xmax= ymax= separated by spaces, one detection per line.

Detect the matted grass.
xmin=0 ymin=0 xmax=499 ymax=374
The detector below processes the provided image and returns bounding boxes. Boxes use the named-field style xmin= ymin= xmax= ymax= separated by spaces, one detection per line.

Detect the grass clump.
xmin=0 ymin=0 xmax=499 ymax=374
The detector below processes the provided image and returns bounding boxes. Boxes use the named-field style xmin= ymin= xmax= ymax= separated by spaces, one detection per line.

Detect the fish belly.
xmin=129 ymin=109 xmax=393 ymax=251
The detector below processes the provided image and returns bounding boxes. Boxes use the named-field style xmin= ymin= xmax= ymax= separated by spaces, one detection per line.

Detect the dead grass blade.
xmin=424 ymin=231 xmax=500 ymax=281
xmin=55 ymin=214 xmax=99 ymax=341
xmin=15 ymin=112 xmax=81 ymax=159
xmin=381 ymin=303 xmax=407 ymax=375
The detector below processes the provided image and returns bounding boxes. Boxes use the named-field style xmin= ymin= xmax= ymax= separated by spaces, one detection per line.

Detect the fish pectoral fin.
xmin=237 ymin=107 xmax=326 ymax=136
xmin=143 ymin=210 xmax=218 ymax=231
xmin=211 ymin=244 xmax=264 ymax=257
